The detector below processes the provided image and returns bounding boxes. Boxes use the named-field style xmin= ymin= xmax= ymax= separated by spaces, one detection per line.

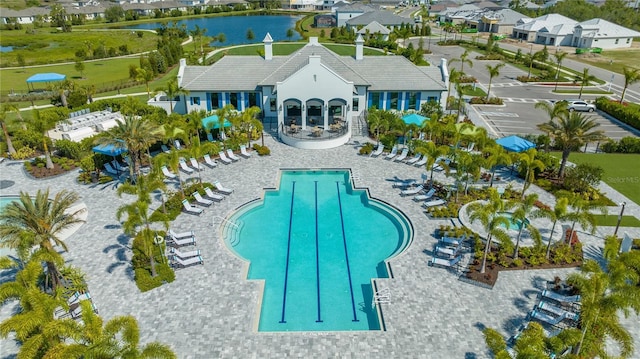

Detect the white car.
xmin=566 ymin=100 xmax=596 ymax=112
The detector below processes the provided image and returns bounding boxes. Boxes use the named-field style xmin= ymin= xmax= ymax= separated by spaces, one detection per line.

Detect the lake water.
xmin=0 ymin=46 xmax=13 ymax=53
xmin=124 ymin=14 xmax=303 ymax=46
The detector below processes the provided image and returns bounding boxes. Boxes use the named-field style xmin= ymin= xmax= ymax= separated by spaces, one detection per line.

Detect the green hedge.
xmin=595 ymin=97 xmax=640 ymax=130
xmin=132 ymin=232 xmax=175 ymax=292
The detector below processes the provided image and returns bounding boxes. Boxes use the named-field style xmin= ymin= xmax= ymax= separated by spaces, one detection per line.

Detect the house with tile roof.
xmin=335 ymin=3 xmax=375 ymax=27
xmin=356 ymin=21 xmax=391 ymax=41
xmin=571 ymin=18 xmax=640 ymax=49
xmin=152 ymin=35 xmax=448 ymax=149
xmin=512 ymin=14 xmax=577 ymax=45
xmin=345 ymin=10 xmax=412 ymax=30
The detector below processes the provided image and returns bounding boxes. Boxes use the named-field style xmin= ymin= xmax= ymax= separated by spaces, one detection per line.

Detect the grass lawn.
xmin=552 ymin=152 xmax=640 ymax=206
xmin=567 ymin=49 xmax=640 ymax=75
xmin=592 ymin=214 xmax=640 ymax=228
xmin=461 ymin=85 xmax=486 ymax=97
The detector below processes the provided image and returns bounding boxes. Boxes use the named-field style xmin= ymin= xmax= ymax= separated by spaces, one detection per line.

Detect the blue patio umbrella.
xmin=495 ymin=135 xmax=536 ymax=153
xmin=92 ymin=143 xmax=127 ymax=157
xmin=201 ymin=115 xmax=231 ymax=129
xmin=402 ymin=113 xmax=429 ymax=126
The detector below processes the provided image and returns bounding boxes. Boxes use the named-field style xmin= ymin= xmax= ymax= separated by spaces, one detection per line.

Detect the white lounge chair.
xmin=440 ymin=235 xmax=465 ymax=247
xmin=204 ymin=187 xmax=225 ymax=201
xmin=432 ymin=158 xmax=450 ymax=171
xmin=392 ymin=178 xmax=417 ymax=188
xmin=103 ymin=163 xmax=118 ymax=176
xmin=541 ymin=290 xmax=581 ymax=305
xmin=192 ymin=191 xmax=213 ymax=207
xmin=168 ymin=247 xmax=201 ymax=259
xmin=240 ymin=145 xmax=251 ymax=158
xmin=370 ymin=144 xmax=384 ymax=157
xmin=111 ymin=160 xmax=127 ymax=171
xmin=182 ymin=199 xmax=203 ymax=216
xmin=435 ymin=244 xmax=462 ymax=258
xmin=174 ymin=140 xmax=182 ymax=150
xmin=218 ymin=151 xmax=232 ymax=164
xmin=171 ymin=255 xmax=204 ymax=268
xmin=213 ymin=180 xmax=233 ymax=194
xmin=385 ymin=146 xmax=399 ymax=160
xmin=226 ymin=149 xmax=240 ymax=162
xmin=413 ymin=188 xmax=436 ymax=201
xmin=161 ymin=144 xmax=171 ymax=154
xmin=161 ymin=166 xmax=176 ymax=179
xmin=537 ymin=300 xmax=580 ymax=322
xmin=203 ymin=154 xmax=217 ymax=168
xmin=400 ymin=184 xmax=424 ymax=197
xmin=179 ymin=159 xmax=194 ymax=174
xmin=394 ymin=148 xmax=409 ymax=162
xmin=423 ymin=199 xmax=446 ymax=208
xmin=414 ymin=155 xmax=428 ymax=167
xmin=206 ymin=133 xmax=215 ymax=142
xmin=529 ymin=309 xmax=566 ymax=327
xmin=406 ymin=154 xmax=422 ymax=165
xmin=67 ymin=291 xmax=91 ymax=306
xmin=428 ymin=255 xmax=462 ymax=268
xmin=190 ymin=157 xmax=204 ymax=171
xmin=463 ymin=142 xmax=475 ymax=152
xmin=167 ymin=235 xmax=196 ymax=247
xmin=168 ymin=229 xmax=194 ymax=240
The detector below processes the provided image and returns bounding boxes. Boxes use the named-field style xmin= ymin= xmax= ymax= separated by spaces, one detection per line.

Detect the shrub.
xmin=132 ymin=231 xmax=175 ymax=292
xmin=359 ymin=142 xmax=374 ymax=155
xmin=563 ymin=163 xmax=604 ymax=194
xmin=600 ymin=136 xmax=640 ymax=154
xmin=13 ymin=146 xmax=36 ymax=160
xmin=252 ymin=144 xmax=271 ymax=156
xmin=54 ymin=139 xmax=84 ymax=160
xmin=470 ymin=97 xmax=504 ymax=105
xmin=595 ymin=97 xmax=640 ymax=131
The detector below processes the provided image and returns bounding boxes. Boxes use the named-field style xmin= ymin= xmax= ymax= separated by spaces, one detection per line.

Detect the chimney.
xmin=263 ymin=33 xmax=273 ymax=61
xmin=440 ymin=58 xmax=449 ymax=83
xmin=355 ymin=34 xmax=364 ymax=60
xmin=177 ymin=58 xmax=186 ymax=86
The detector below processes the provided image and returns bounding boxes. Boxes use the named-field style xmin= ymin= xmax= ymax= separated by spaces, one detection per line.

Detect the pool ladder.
xmin=372 ymin=287 xmax=390 ymax=306
xmin=214 ymin=216 xmax=242 ymax=247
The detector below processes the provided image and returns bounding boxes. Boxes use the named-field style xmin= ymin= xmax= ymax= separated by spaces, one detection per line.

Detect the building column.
xmin=324 ymin=101 xmax=329 ymax=127
xmin=301 ymin=100 xmax=307 ymax=130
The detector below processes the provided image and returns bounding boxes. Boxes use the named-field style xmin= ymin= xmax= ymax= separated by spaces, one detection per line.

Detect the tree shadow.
xmin=1 ymin=353 xmax=17 ymax=359
xmin=103 ymin=233 xmax=134 ymax=280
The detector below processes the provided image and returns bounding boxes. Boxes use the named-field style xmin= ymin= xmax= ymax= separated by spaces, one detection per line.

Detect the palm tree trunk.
xmin=514 ymin=226 xmax=524 ymax=259
xmin=489 ymin=167 xmax=496 ymax=187
xmin=46 ymin=261 xmax=63 ymax=290
xmin=620 ymin=86 xmax=627 ymax=103
xmin=546 ymin=220 xmax=557 ymax=259
xmin=1 ymin=121 xmax=16 ymax=156
xmin=43 ymin=137 xmax=54 ymax=169
xmin=480 ymin=235 xmax=492 ymax=273
xmin=559 ymin=148 xmax=571 ymax=178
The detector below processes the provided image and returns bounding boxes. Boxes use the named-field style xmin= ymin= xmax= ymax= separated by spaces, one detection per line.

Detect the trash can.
xmin=91 ymin=172 xmax=98 ymax=183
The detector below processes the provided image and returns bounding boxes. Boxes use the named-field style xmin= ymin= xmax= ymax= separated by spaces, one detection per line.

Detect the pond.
xmin=124 ymin=14 xmax=303 ymax=46
xmin=0 ymin=46 xmax=14 ymax=53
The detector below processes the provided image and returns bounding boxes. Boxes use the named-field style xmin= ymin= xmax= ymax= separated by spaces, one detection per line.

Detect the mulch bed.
xmin=465 ymin=259 xmax=583 ymax=288
xmin=26 ymin=163 xmax=77 ymax=179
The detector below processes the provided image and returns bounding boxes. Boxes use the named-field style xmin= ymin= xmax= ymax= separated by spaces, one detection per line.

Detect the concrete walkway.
xmin=0 ymin=132 xmax=638 ymax=358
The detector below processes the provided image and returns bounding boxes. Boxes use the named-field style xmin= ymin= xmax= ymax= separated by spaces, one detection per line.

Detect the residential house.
xmin=335 ymin=3 xmax=375 ymax=27
xmin=346 ymin=11 xmax=412 ymax=31
xmin=356 ymin=20 xmax=391 ymax=41
xmin=512 ymin=14 xmax=577 ymax=45
xmin=572 ymin=18 xmax=640 ymax=49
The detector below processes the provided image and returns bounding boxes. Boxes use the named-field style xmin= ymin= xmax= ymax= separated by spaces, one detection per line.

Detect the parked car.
xmin=566 ymin=100 xmax=596 ymax=112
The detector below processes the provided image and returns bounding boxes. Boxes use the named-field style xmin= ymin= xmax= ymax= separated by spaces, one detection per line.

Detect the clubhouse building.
xmin=152 ymin=35 xmax=448 ymax=149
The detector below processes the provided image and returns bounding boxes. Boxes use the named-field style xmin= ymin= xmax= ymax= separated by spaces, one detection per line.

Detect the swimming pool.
xmin=223 ymin=170 xmax=412 ymax=332
xmin=498 ymin=212 xmax=529 ymax=231
xmin=0 ymin=196 xmax=19 ymax=257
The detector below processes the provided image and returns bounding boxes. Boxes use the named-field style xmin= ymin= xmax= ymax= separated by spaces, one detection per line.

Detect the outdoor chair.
xmin=240 ymin=145 xmax=251 ymax=158
xmin=414 ymin=155 xmax=428 ymax=167
xmin=179 ymin=159 xmax=194 ymax=174
xmin=423 ymin=199 xmax=446 ymax=208
xmin=218 ymin=151 xmax=232 ymax=164
xmin=529 ymin=309 xmax=567 ymax=327
xmin=400 ymin=184 xmax=424 ymax=197
xmin=392 ymin=178 xmax=417 ymax=188
xmin=226 ymin=149 xmax=240 ymax=162
xmin=174 ymin=140 xmax=182 ymax=150
xmin=394 ymin=148 xmax=409 ymax=162
xmin=536 ymin=300 xmax=580 ymax=323
xmin=439 ymin=235 xmax=466 ymax=247
xmin=413 ymin=188 xmax=436 ymax=202
xmin=168 ymin=247 xmax=201 ymax=260
xmin=193 ymin=191 xmax=213 ymax=207
xmin=432 ymin=158 xmax=450 ymax=171
xmin=203 ymin=154 xmax=217 ymax=168
xmin=168 ymin=229 xmax=195 ymax=241
xmin=435 ymin=244 xmax=462 ymax=258
xmin=103 ymin=163 xmax=118 ymax=176
xmin=67 ymin=291 xmax=91 ymax=306
xmin=540 ymin=290 xmax=581 ymax=305
xmin=190 ymin=158 xmax=204 ymax=171
xmin=161 ymin=144 xmax=171 ymax=154
xmin=171 ymin=255 xmax=204 ymax=268
xmin=406 ymin=154 xmax=422 ymax=165
xmin=161 ymin=166 xmax=176 ymax=179
xmin=385 ymin=146 xmax=399 ymax=160
xmin=204 ymin=187 xmax=225 ymax=202
xmin=206 ymin=133 xmax=215 ymax=142
xmin=213 ymin=180 xmax=234 ymax=194
xmin=167 ymin=235 xmax=196 ymax=247
xmin=370 ymin=144 xmax=384 ymax=157
xmin=428 ymin=255 xmax=462 ymax=269
xmin=182 ymin=199 xmax=203 ymax=216
xmin=111 ymin=160 xmax=127 ymax=172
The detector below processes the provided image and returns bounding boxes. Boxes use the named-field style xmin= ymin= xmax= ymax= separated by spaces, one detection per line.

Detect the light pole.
xmin=614 ymin=201 xmax=626 ymax=237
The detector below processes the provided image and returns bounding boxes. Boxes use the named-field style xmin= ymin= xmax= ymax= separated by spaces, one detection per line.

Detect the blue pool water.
xmin=224 ymin=170 xmax=412 ymax=332
xmin=498 ymin=212 xmax=529 ymax=231
xmin=0 ymin=197 xmax=19 ymax=257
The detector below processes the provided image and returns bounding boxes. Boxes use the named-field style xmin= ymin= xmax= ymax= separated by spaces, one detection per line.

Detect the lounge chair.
xmin=413 ymin=188 xmax=436 ymax=202
xmin=190 ymin=157 xmax=204 ymax=171
xmin=167 ymin=235 xmax=196 ymax=247
xmin=213 ymin=180 xmax=234 ymax=194
xmin=204 ymin=187 xmax=225 ymax=202
xmin=103 ymin=163 xmax=118 ymax=176
xmin=414 ymin=155 xmax=428 ymax=167
xmin=537 ymin=300 xmax=579 ymax=322
xmin=240 ymin=145 xmax=251 ymax=158
xmin=393 ymin=148 xmax=409 ymax=162
xmin=400 ymin=184 xmax=424 ymax=197
xmin=206 ymin=133 xmax=215 ymax=142
xmin=428 ymin=255 xmax=462 ymax=268
xmin=171 ymin=255 xmax=204 ymax=268
xmin=179 ymin=159 xmax=194 ymax=174
xmin=392 ymin=178 xmax=417 ymax=188
xmin=423 ymin=199 xmax=446 ymax=208
xmin=161 ymin=144 xmax=171 ymax=154
xmin=111 ymin=160 xmax=127 ymax=171
xmin=529 ymin=309 xmax=566 ymax=327
xmin=440 ymin=235 xmax=466 ymax=247
xmin=226 ymin=149 xmax=240 ymax=162
xmin=67 ymin=291 xmax=91 ymax=306
xmin=406 ymin=154 xmax=422 ymax=165
xmin=193 ymin=191 xmax=213 ymax=207
xmin=462 ymin=142 xmax=475 ymax=152
xmin=161 ymin=166 xmax=176 ymax=179
xmin=182 ymin=199 xmax=203 ymax=216
xmin=435 ymin=244 xmax=462 ymax=258
xmin=203 ymin=154 xmax=217 ymax=168
xmin=174 ymin=140 xmax=182 ymax=150
xmin=432 ymin=158 xmax=451 ymax=171
xmin=218 ymin=151 xmax=232 ymax=164
xmin=541 ymin=290 xmax=581 ymax=305
xmin=168 ymin=229 xmax=195 ymax=240
xmin=168 ymin=247 xmax=201 ymax=259
xmin=370 ymin=144 xmax=384 ymax=157
xmin=385 ymin=146 xmax=399 ymax=160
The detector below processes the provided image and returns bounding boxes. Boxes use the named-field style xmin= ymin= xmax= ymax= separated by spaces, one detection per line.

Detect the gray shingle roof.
xmin=576 ymin=18 xmax=640 ymax=38
xmin=180 ymin=42 xmax=446 ymax=92
xmin=346 ymin=11 xmax=412 ymax=26
xmin=356 ymin=21 xmax=391 ymax=35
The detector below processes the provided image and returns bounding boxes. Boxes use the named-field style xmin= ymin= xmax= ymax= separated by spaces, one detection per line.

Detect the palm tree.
xmin=189 ymin=24 xmax=206 ymax=60
xmin=447 ymin=68 xmax=461 ymax=98
xmin=537 ymin=112 xmax=605 ymax=178
xmin=367 ymin=108 xmax=390 ymax=144
xmin=553 ymin=50 xmax=568 ymax=91
xmin=465 ymin=188 xmax=510 ymax=273
xmin=415 ymin=141 xmax=449 ymax=185
xmin=526 ymin=50 xmax=543 ymax=79
xmin=483 ymin=321 xmax=580 ymax=358
xmin=450 ymin=49 xmax=473 ymax=74
xmin=44 ymin=301 xmax=177 ymax=358
xmin=0 ymin=259 xmax=67 ymax=358
xmin=155 ymin=77 xmax=189 ymax=114
xmin=0 ymin=107 xmax=17 ymax=156
xmin=560 ymin=190 xmax=606 ymax=244
xmin=33 ymin=108 xmax=67 ymax=169
xmin=0 ymin=190 xmax=85 ymax=290
xmin=483 ymin=144 xmax=512 ymax=187
xmin=485 ymin=62 xmax=505 ymax=101
xmin=620 ymin=66 xmax=640 ymax=103
xmin=95 ymin=116 xmax=164 ymax=179
xmin=154 ymin=150 xmax=188 ymax=196
xmin=576 ymin=67 xmax=597 ymax=99
xmin=506 ymin=193 xmax=541 ymax=259
xmin=231 ymin=106 xmax=262 ymax=148
xmin=534 ymin=100 xmax=568 ymax=124
xmin=538 ymin=197 xmax=572 ymax=259
xmin=515 ymin=148 xmax=545 ymax=199
xmin=393 ymin=26 xmax=412 ymax=48
xmin=135 ymin=67 xmax=155 ymax=98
